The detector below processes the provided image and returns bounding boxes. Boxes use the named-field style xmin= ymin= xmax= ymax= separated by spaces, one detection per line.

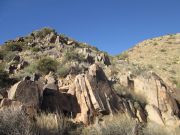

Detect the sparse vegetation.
xmin=153 ymin=42 xmax=158 ymax=46
xmin=37 ymin=57 xmax=58 ymax=74
xmin=36 ymin=113 xmax=71 ymax=135
xmin=64 ymin=50 xmax=85 ymax=63
xmin=160 ymin=49 xmax=166 ymax=52
xmin=0 ymin=107 xmax=34 ymax=135
xmin=57 ymin=65 xmax=71 ymax=78
xmin=0 ymin=64 xmax=9 ymax=88
xmin=31 ymin=47 xmax=41 ymax=52
xmin=33 ymin=28 xmax=55 ymax=39
xmin=4 ymin=42 xmax=26 ymax=51
xmin=116 ymin=52 xmax=129 ymax=60
xmin=81 ymin=114 xmax=140 ymax=135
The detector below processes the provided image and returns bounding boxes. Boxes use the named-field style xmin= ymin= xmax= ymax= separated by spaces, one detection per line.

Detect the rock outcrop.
xmin=118 ymin=71 xmax=180 ymax=126
xmin=66 ymin=64 xmax=146 ymax=124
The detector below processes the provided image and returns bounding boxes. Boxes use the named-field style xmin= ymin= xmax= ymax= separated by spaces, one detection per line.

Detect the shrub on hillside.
xmin=57 ymin=65 xmax=71 ymax=78
xmin=31 ymin=47 xmax=41 ymax=52
xmin=37 ymin=57 xmax=58 ymax=74
xmin=0 ymin=65 xmax=9 ymax=88
xmin=64 ymin=51 xmax=85 ymax=63
xmin=33 ymin=28 xmax=55 ymax=39
xmin=4 ymin=42 xmax=25 ymax=51
xmin=116 ymin=52 xmax=129 ymax=60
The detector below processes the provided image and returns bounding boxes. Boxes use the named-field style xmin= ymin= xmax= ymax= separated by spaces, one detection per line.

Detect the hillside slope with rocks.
xmin=0 ymin=28 xmax=180 ymax=135
xmin=118 ymin=34 xmax=180 ymax=88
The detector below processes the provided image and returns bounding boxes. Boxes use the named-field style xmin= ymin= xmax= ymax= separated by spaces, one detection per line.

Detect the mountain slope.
xmin=117 ymin=34 xmax=180 ymax=88
xmin=0 ymin=28 xmax=180 ymax=134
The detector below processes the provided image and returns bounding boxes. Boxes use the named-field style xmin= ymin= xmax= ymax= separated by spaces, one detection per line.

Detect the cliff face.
xmin=0 ymin=28 xmax=180 ymax=129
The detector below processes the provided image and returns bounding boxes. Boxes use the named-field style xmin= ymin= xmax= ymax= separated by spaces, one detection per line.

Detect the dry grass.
xmin=81 ymin=113 xmax=140 ymax=135
xmin=35 ymin=113 xmax=71 ymax=135
xmin=143 ymin=121 xmax=180 ymax=135
xmin=0 ymin=106 xmax=179 ymax=135
xmin=0 ymin=106 xmax=33 ymax=135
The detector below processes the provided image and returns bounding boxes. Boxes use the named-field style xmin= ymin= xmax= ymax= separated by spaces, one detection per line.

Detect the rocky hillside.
xmin=117 ymin=34 xmax=180 ymax=88
xmin=0 ymin=28 xmax=180 ymax=135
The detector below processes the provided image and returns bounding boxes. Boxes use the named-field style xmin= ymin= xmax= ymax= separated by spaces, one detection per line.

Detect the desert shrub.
xmin=160 ymin=49 xmax=166 ymax=52
xmin=82 ymin=114 xmax=139 ymax=135
xmin=57 ymin=65 xmax=71 ymax=78
xmin=64 ymin=51 xmax=85 ymax=63
xmin=0 ymin=106 xmax=34 ymax=135
xmin=31 ymin=47 xmax=41 ymax=52
xmin=33 ymin=28 xmax=55 ymax=39
xmin=153 ymin=42 xmax=158 ymax=46
xmin=116 ymin=52 xmax=129 ymax=60
xmin=24 ymin=63 xmax=38 ymax=74
xmin=4 ymin=51 xmax=17 ymax=62
xmin=0 ymin=49 xmax=6 ymax=60
xmin=37 ymin=57 xmax=58 ymax=74
xmin=147 ymin=64 xmax=153 ymax=69
xmin=36 ymin=113 xmax=71 ymax=135
xmin=0 ymin=48 xmax=17 ymax=62
xmin=4 ymin=42 xmax=26 ymax=51
xmin=0 ymin=64 xmax=9 ymax=88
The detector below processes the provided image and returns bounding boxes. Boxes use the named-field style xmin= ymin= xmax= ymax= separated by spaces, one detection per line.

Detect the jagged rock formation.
xmin=118 ymin=71 xmax=180 ymax=126
xmin=0 ymin=28 xmax=180 ymax=129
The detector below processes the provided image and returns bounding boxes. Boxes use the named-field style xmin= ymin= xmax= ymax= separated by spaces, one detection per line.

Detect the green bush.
xmin=31 ymin=47 xmax=41 ymax=52
xmin=64 ymin=51 xmax=85 ymax=63
xmin=57 ymin=65 xmax=71 ymax=78
xmin=37 ymin=57 xmax=58 ymax=74
xmin=0 ymin=48 xmax=17 ymax=62
xmin=160 ymin=49 xmax=166 ymax=52
xmin=4 ymin=42 xmax=25 ymax=51
xmin=23 ymin=63 xmax=38 ymax=74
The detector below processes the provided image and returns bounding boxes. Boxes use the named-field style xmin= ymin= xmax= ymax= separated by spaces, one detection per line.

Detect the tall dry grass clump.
xmin=0 ymin=106 xmax=34 ymax=135
xmin=82 ymin=113 xmax=140 ymax=135
xmin=36 ymin=113 xmax=71 ymax=135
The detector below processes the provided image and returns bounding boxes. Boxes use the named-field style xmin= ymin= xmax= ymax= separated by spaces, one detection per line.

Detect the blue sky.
xmin=0 ymin=0 xmax=180 ymax=55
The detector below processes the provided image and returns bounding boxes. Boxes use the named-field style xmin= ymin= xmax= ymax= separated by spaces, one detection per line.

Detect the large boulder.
xmin=8 ymin=80 xmax=43 ymax=107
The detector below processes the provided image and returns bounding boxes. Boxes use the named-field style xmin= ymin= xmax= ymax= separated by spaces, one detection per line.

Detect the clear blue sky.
xmin=0 ymin=0 xmax=180 ymax=55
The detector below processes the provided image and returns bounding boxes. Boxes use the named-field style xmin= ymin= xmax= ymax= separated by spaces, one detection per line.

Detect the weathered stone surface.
xmin=119 ymin=71 xmax=180 ymax=126
xmin=95 ymin=53 xmax=111 ymax=65
xmin=67 ymin=64 xmax=120 ymax=124
xmin=45 ymin=72 xmax=57 ymax=84
xmin=145 ymin=105 xmax=165 ymax=125
xmin=17 ymin=60 xmax=28 ymax=70
xmin=8 ymin=80 xmax=42 ymax=107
